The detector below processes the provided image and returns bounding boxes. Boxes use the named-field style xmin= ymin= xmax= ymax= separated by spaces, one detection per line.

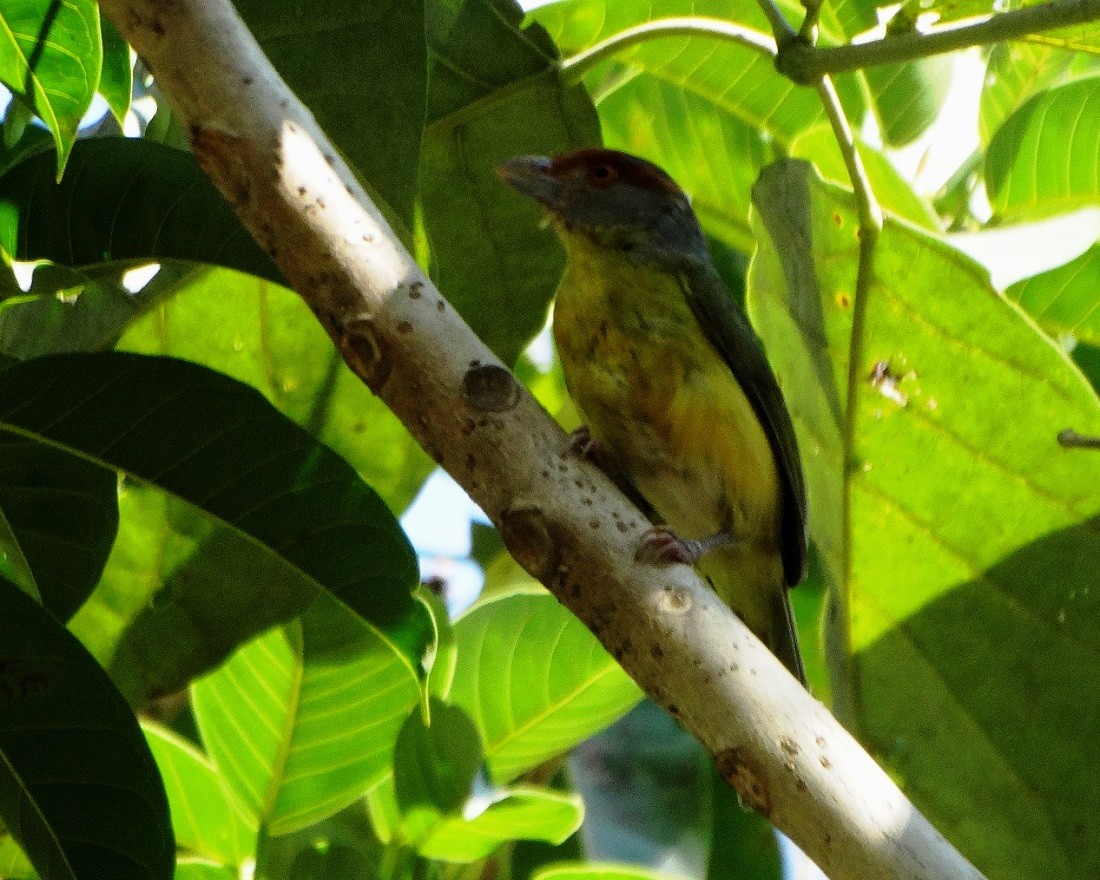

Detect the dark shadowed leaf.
xmin=420 ymin=0 xmax=600 ymax=365
xmin=0 ymin=352 xmax=428 ymax=670
xmin=0 ymin=577 xmax=173 ymax=880
xmin=393 ymin=698 xmax=482 ymax=841
xmin=0 ymin=140 xmax=282 ymax=283
xmin=0 ymin=432 xmax=117 ymax=621
xmin=235 ymin=0 xmax=426 ymax=237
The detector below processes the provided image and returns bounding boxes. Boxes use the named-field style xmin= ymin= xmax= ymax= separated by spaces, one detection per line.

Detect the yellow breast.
xmin=551 ymin=231 xmax=780 ymax=544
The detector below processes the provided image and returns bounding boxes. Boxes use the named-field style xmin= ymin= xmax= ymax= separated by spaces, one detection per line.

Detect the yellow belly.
xmin=552 ymin=234 xmax=781 ymax=547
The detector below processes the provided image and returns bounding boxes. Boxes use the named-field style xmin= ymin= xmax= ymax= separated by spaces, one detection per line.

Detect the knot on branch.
xmin=773 ymin=38 xmax=820 ymax=86
xmin=500 ymin=505 xmax=560 ymax=584
xmin=462 ymin=363 xmax=520 ymax=413
xmin=716 ymin=746 xmax=774 ymax=817
xmin=336 ymin=317 xmax=390 ymax=389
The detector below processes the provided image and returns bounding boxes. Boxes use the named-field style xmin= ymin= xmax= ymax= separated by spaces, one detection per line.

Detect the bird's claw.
xmin=568 ymin=425 xmax=603 ymax=459
xmin=635 ymin=526 xmax=703 ymax=565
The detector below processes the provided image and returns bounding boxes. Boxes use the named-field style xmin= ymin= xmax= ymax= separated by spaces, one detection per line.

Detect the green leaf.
xmin=788 ymin=125 xmax=940 ymax=230
xmin=0 ymin=836 xmax=34 ymax=879
xmin=393 ymin=698 xmax=482 ymax=840
xmin=593 ymin=69 xmax=770 ymax=252
xmin=985 ymin=76 xmax=1100 ymax=221
xmin=0 ymin=352 xmax=427 ymax=669
xmin=110 ymin=516 xmax=321 ymax=706
xmin=191 ymin=593 xmax=421 ymax=836
xmin=423 ymin=588 xmax=458 ymax=700
xmin=449 ymin=589 xmax=642 ymax=783
xmin=0 ymin=140 xmax=282 ymax=283
xmin=0 ymin=260 xmax=153 ymax=359
xmin=748 ymin=159 xmax=1100 ymax=880
xmin=0 ymin=577 xmax=173 ymax=880
xmin=420 ymin=0 xmax=600 ymax=366
xmin=173 ymin=863 xmax=238 ymax=880
xmin=979 ymin=44 xmax=1081 ymax=145
xmin=534 ymin=0 xmax=859 ymax=146
xmin=0 ymin=431 xmax=117 ymax=620
xmin=864 ymin=55 xmax=952 ymax=148
xmin=235 ymin=0 xmax=425 ymax=236
xmin=116 ymin=268 xmax=432 ymax=512
xmin=67 ymin=484 xmax=177 ymax=666
xmin=0 ymin=121 xmax=51 ymax=178
xmin=0 ymin=0 xmax=101 ymax=174
xmin=419 ymin=788 xmax=584 ymax=862
xmin=1006 ymin=244 xmax=1100 ymax=346
xmin=98 ymin=18 xmax=132 ymax=124
xmin=141 ymin=722 xmax=256 ymax=867
xmin=534 ymin=863 xmax=682 ymax=880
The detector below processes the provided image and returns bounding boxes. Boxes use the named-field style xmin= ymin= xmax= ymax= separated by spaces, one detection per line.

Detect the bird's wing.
xmin=680 ymin=265 xmax=808 ymax=586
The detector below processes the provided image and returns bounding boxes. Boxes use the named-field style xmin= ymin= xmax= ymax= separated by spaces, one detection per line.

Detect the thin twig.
xmin=754 ymin=0 xmax=800 ymax=44
xmin=778 ymin=0 xmax=1100 ymax=82
xmin=560 ymin=17 xmax=776 ymax=83
xmin=814 ymin=75 xmax=883 ymax=715
xmin=799 ymin=0 xmax=824 ymax=41
xmin=1059 ymin=428 xmax=1100 ymax=449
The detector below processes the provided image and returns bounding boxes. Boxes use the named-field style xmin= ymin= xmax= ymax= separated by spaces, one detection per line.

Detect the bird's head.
xmin=497 ymin=148 xmax=708 ymax=269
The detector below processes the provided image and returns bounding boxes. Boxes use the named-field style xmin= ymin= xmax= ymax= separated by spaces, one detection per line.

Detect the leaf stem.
xmin=559 ymin=17 xmax=776 ymax=83
xmin=755 ymin=0 xmax=801 ymax=44
xmin=814 ymin=75 xmax=882 ymax=717
xmin=778 ymin=0 xmax=1100 ymax=82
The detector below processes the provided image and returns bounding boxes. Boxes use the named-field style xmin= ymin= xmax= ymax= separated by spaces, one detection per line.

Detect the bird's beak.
xmin=495 ymin=155 xmax=564 ymax=210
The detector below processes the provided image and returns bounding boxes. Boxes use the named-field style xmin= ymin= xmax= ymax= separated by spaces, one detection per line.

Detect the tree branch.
xmin=560 ymin=17 xmax=776 ymax=82
xmin=98 ymin=2 xmax=986 ymax=878
xmin=777 ymin=0 xmax=1100 ymax=82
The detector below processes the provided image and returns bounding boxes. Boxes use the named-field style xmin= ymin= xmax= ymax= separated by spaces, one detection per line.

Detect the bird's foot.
xmin=635 ymin=526 xmax=705 ymax=565
xmin=567 ymin=425 xmax=603 ymax=459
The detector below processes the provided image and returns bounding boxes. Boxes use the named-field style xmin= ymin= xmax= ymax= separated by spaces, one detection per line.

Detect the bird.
xmin=497 ymin=148 xmax=808 ymax=686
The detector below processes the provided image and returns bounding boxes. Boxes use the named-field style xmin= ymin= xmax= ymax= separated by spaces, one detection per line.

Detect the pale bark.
xmin=98 ymin=2 xmax=987 ymax=878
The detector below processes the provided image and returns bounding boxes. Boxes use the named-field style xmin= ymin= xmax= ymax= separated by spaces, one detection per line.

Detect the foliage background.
xmin=0 ymin=0 xmax=1098 ymax=879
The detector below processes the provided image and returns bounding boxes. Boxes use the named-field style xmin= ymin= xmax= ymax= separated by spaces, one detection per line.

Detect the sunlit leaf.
xmin=420 ymin=788 xmax=584 ymax=862
xmin=749 ymin=159 xmax=1100 ymax=880
xmin=985 ymin=76 xmax=1100 ymax=221
xmin=192 ymin=594 xmax=421 ymax=836
xmin=1006 ymin=244 xmax=1100 ymax=346
xmin=98 ymin=18 xmax=131 ymax=124
xmin=979 ymin=43 xmax=1082 ymax=145
xmin=449 ymin=589 xmax=642 ymax=783
xmin=0 ymin=0 xmax=101 ymax=174
xmin=142 ymin=723 xmax=256 ymax=867
xmin=534 ymin=863 xmax=684 ymax=880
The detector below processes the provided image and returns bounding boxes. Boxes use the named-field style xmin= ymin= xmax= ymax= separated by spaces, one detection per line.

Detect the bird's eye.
xmin=588 ymin=164 xmax=618 ymax=187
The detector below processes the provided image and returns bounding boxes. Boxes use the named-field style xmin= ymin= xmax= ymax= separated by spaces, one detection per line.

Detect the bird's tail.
xmin=698 ymin=546 xmax=807 ymax=687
